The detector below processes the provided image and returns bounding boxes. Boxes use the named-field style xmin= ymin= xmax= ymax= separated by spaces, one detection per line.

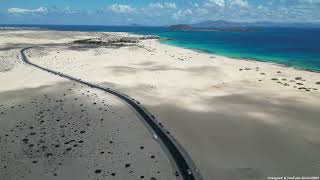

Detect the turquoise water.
xmin=156 ymin=28 xmax=320 ymax=72
xmin=2 ymin=25 xmax=320 ymax=71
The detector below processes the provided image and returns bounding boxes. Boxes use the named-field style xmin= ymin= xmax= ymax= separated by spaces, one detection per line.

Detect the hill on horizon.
xmin=173 ymin=20 xmax=320 ymax=28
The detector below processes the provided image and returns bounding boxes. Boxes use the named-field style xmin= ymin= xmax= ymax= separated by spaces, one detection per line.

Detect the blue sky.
xmin=0 ymin=0 xmax=320 ymax=25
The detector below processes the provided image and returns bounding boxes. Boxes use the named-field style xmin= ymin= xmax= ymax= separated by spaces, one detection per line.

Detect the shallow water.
xmin=2 ymin=24 xmax=320 ymax=71
xmin=158 ymin=28 xmax=320 ymax=72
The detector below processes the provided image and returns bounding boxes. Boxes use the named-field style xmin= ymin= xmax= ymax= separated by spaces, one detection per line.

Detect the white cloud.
xmin=138 ymin=2 xmax=177 ymax=17
xmin=230 ymin=0 xmax=249 ymax=8
xmin=61 ymin=6 xmax=77 ymax=14
xmin=172 ymin=9 xmax=193 ymax=20
xmin=205 ymin=0 xmax=249 ymax=9
xmin=209 ymin=0 xmax=225 ymax=7
xmin=149 ymin=2 xmax=177 ymax=9
xmin=164 ymin=2 xmax=177 ymax=9
xmin=108 ymin=4 xmax=136 ymax=14
xmin=4 ymin=0 xmax=320 ymax=24
xmin=8 ymin=7 xmax=48 ymax=14
xmin=299 ymin=0 xmax=320 ymax=3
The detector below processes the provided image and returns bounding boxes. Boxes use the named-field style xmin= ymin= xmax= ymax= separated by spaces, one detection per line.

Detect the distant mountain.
xmin=192 ymin=20 xmax=246 ymax=28
xmin=128 ymin=23 xmax=143 ymax=27
xmin=171 ymin=20 xmax=320 ymax=29
xmin=169 ymin=21 xmax=254 ymax=32
xmin=170 ymin=24 xmax=193 ymax=30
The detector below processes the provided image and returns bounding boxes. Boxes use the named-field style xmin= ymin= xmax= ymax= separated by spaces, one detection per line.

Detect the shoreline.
xmin=160 ymin=40 xmax=320 ymax=74
xmin=2 ymin=27 xmax=319 ymax=73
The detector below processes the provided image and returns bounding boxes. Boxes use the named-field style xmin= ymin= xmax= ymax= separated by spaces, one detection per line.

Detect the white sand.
xmin=2 ymin=30 xmax=320 ymax=179
xmin=0 ymin=30 xmax=176 ymax=180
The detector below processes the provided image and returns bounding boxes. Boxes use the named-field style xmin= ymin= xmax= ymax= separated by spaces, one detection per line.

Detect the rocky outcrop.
xmin=74 ymin=35 xmax=140 ymax=44
xmin=73 ymin=34 xmax=171 ymax=46
xmin=139 ymin=35 xmax=160 ymax=40
xmin=120 ymin=37 xmax=140 ymax=43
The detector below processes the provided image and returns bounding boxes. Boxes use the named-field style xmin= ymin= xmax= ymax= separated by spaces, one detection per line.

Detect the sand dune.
xmin=0 ymin=30 xmax=176 ymax=180
xmin=1 ymin=30 xmax=320 ymax=180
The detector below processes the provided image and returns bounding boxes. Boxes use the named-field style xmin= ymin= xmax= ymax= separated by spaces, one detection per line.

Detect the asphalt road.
xmin=20 ymin=47 xmax=203 ymax=180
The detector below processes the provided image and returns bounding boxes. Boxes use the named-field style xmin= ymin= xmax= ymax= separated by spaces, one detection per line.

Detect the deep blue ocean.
xmin=2 ymin=24 xmax=320 ymax=71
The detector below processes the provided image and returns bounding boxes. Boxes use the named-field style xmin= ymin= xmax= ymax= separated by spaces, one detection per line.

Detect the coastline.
xmin=1 ymin=30 xmax=320 ymax=180
xmin=1 ymin=25 xmax=319 ymax=72
xmin=166 ymin=41 xmax=320 ymax=73
xmin=160 ymin=39 xmax=320 ymax=73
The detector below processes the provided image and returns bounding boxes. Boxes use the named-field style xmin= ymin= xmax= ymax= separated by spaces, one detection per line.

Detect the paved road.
xmin=20 ymin=47 xmax=203 ymax=180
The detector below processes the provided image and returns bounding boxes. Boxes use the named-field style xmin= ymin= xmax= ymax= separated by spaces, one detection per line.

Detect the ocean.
xmin=2 ymin=24 xmax=320 ymax=72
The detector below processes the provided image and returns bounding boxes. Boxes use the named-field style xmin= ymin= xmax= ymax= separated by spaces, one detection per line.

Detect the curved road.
xmin=20 ymin=47 xmax=203 ymax=180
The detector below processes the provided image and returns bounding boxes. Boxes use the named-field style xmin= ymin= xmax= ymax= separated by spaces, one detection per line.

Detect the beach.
xmin=1 ymin=30 xmax=320 ymax=180
xmin=0 ymin=30 xmax=177 ymax=180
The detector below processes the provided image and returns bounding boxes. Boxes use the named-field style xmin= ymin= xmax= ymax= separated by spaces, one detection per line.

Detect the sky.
xmin=0 ymin=0 xmax=320 ymax=25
